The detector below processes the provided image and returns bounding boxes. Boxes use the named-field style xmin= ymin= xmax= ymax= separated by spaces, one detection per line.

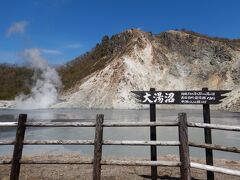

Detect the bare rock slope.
xmin=54 ymin=29 xmax=240 ymax=111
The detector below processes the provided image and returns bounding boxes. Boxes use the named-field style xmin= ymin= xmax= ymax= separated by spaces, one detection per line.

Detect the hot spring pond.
xmin=0 ymin=108 xmax=239 ymax=160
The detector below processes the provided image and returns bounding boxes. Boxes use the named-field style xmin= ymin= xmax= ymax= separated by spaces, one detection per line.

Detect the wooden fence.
xmin=0 ymin=113 xmax=240 ymax=180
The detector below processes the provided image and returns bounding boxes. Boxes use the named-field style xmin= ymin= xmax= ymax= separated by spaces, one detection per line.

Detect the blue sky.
xmin=0 ymin=0 xmax=240 ymax=65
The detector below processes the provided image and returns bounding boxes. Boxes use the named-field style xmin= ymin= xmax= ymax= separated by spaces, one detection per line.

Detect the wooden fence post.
xmin=150 ymin=88 xmax=158 ymax=180
xmin=10 ymin=114 xmax=27 ymax=180
xmin=93 ymin=114 xmax=104 ymax=180
xmin=178 ymin=113 xmax=191 ymax=180
xmin=202 ymin=87 xmax=214 ymax=180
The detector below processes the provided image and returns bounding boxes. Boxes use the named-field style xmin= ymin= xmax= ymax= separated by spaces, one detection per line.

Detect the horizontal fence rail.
xmin=22 ymin=140 xmax=180 ymax=146
xmin=0 ymin=140 xmax=15 ymax=145
xmin=103 ymin=140 xmax=180 ymax=146
xmin=102 ymin=122 xmax=179 ymax=127
xmin=2 ymin=121 xmax=240 ymax=131
xmin=0 ymin=121 xmax=179 ymax=127
xmin=189 ymin=142 xmax=240 ymax=153
xmin=101 ymin=160 xmax=181 ymax=167
xmin=23 ymin=140 xmax=94 ymax=145
xmin=27 ymin=121 xmax=179 ymax=127
xmin=0 ymin=122 xmax=18 ymax=127
xmin=188 ymin=122 xmax=240 ymax=132
xmin=191 ymin=162 xmax=240 ymax=176
xmin=1 ymin=140 xmax=239 ymax=153
xmin=8 ymin=159 xmax=180 ymax=167
xmin=19 ymin=160 xmax=180 ymax=167
xmin=0 ymin=160 xmax=11 ymax=164
xmin=26 ymin=122 xmax=96 ymax=127
xmin=20 ymin=159 xmax=93 ymax=164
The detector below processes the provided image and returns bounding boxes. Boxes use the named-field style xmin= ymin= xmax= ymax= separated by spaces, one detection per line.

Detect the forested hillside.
xmin=0 ymin=64 xmax=33 ymax=99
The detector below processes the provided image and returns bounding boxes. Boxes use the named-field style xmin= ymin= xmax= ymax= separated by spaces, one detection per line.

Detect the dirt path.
xmin=0 ymin=154 xmax=239 ymax=180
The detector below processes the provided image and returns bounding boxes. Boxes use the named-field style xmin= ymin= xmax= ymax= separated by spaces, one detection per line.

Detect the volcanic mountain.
xmin=54 ymin=29 xmax=240 ymax=111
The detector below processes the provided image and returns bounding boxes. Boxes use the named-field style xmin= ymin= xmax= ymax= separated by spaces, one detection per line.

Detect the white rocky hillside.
xmin=53 ymin=29 xmax=240 ymax=111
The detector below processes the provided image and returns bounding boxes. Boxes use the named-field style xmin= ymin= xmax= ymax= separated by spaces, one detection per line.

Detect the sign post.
xmin=132 ymin=88 xmax=231 ymax=180
xmin=149 ymin=88 xmax=157 ymax=180
xmin=202 ymin=88 xmax=214 ymax=180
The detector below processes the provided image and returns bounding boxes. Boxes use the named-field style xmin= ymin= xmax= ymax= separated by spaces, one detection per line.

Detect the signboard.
xmin=131 ymin=90 xmax=231 ymax=104
xmin=132 ymin=88 xmax=231 ymax=179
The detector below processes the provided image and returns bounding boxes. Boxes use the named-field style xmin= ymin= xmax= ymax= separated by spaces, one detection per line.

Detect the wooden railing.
xmin=0 ymin=113 xmax=240 ymax=180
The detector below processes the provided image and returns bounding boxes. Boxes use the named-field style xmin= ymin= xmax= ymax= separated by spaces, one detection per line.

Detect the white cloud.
xmin=65 ymin=43 xmax=82 ymax=49
xmin=6 ymin=21 xmax=29 ymax=37
xmin=41 ymin=48 xmax=62 ymax=55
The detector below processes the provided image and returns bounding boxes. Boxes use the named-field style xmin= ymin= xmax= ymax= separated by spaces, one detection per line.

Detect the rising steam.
xmin=15 ymin=48 xmax=62 ymax=109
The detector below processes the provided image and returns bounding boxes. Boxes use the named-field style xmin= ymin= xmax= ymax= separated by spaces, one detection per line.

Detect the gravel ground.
xmin=0 ymin=153 xmax=239 ymax=180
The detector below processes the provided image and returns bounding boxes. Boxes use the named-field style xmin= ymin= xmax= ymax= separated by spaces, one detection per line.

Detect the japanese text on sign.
xmin=132 ymin=90 xmax=231 ymax=104
xmin=143 ymin=92 xmax=175 ymax=104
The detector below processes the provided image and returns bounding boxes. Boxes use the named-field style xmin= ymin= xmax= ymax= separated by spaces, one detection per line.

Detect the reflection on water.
xmin=0 ymin=108 xmax=239 ymax=160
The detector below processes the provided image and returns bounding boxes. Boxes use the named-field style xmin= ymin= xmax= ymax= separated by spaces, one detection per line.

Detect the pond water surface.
xmin=0 ymin=108 xmax=239 ymax=160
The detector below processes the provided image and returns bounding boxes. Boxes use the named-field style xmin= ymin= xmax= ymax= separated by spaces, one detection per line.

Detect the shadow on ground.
xmin=139 ymin=175 xmax=202 ymax=180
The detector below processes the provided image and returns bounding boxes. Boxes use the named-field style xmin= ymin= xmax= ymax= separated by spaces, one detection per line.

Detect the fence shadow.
xmin=139 ymin=174 xmax=202 ymax=180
